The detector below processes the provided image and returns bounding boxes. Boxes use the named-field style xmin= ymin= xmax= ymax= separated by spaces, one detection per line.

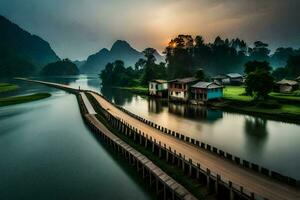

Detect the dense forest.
xmin=40 ymin=59 xmax=79 ymax=76
xmin=164 ymin=35 xmax=300 ymax=78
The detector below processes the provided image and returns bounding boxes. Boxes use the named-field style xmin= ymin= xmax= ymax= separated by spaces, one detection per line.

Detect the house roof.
xmin=168 ymin=77 xmax=198 ymax=84
xmin=150 ymin=79 xmax=167 ymax=84
xmin=191 ymin=82 xmax=222 ymax=89
xmin=276 ymin=79 xmax=298 ymax=86
xmin=226 ymin=73 xmax=243 ymax=78
xmin=212 ymin=74 xmax=227 ymax=79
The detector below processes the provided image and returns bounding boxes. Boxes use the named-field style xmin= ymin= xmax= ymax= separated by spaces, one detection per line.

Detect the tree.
xmin=143 ymin=48 xmax=156 ymax=64
xmin=100 ymin=60 xmax=140 ymax=87
xmin=272 ymin=67 xmax=287 ymax=80
xmin=165 ymin=35 xmax=194 ymax=78
xmin=244 ymin=61 xmax=274 ymax=100
xmin=195 ymin=68 xmax=205 ymax=80
xmin=249 ymin=41 xmax=270 ymax=62
xmin=285 ymin=55 xmax=300 ymax=78
xmin=134 ymin=58 xmax=146 ymax=70
xmin=141 ymin=48 xmax=167 ymax=85
xmin=270 ymin=47 xmax=298 ymax=68
xmin=244 ymin=61 xmax=271 ymax=74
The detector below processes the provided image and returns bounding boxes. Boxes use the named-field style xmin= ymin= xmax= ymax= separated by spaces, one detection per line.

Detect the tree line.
xmin=100 ymin=34 xmax=300 ymax=90
xmin=165 ymin=35 xmax=300 ymax=79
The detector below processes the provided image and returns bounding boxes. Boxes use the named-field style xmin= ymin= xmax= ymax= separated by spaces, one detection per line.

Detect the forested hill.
xmin=80 ymin=40 xmax=164 ymax=74
xmin=40 ymin=59 xmax=79 ymax=76
xmin=0 ymin=15 xmax=60 ymax=77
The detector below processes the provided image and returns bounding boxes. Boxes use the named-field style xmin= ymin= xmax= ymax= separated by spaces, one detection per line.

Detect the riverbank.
xmin=112 ymin=86 xmax=148 ymax=95
xmin=0 ymin=83 xmax=19 ymax=93
xmin=0 ymin=93 xmax=51 ymax=107
xmin=211 ymin=86 xmax=300 ymax=124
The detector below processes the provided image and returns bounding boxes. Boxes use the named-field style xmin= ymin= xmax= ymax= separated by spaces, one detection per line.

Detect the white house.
xmin=149 ymin=80 xmax=168 ymax=98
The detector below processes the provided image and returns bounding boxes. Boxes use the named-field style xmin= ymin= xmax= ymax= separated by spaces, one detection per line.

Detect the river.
xmin=0 ymin=78 xmax=153 ymax=200
xmin=33 ymin=74 xmax=300 ymax=180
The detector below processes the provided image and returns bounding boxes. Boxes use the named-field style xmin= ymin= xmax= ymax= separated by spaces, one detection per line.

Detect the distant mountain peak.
xmin=80 ymin=40 xmax=165 ymax=74
xmin=98 ymin=48 xmax=109 ymax=53
xmin=111 ymin=40 xmax=132 ymax=51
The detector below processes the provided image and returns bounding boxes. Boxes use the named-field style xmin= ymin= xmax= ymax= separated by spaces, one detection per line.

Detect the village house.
xmin=168 ymin=77 xmax=199 ymax=102
xmin=190 ymin=82 xmax=223 ymax=104
xmin=275 ymin=79 xmax=299 ymax=93
xmin=212 ymin=73 xmax=243 ymax=85
xmin=148 ymin=79 xmax=168 ymax=98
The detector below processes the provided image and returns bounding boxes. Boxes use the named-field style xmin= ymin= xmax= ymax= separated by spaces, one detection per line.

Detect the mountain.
xmin=73 ymin=60 xmax=86 ymax=68
xmin=0 ymin=15 xmax=60 ymax=77
xmin=40 ymin=59 xmax=79 ymax=76
xmin=80 ymin=40 xmax=165 ymax=74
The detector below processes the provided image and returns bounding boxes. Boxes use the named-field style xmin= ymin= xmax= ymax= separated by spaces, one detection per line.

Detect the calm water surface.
xmin=34 ymin=75 xmax=300 ymax=180
xmin=0 ymin=80 xmax=153 ymax=200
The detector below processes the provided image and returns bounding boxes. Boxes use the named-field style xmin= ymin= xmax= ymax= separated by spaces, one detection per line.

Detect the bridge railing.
xmin=85 ymin=94 xmax=258 ymax=199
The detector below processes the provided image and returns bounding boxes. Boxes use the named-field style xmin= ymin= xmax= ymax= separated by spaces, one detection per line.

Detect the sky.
xmin=0 ymin=0 xmax=300 ymax=60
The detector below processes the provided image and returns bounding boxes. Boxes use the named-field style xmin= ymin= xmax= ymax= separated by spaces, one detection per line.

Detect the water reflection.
xmin=244 ymin=117 xmax=268 ymax=154
xmin=148 ymin=98 xmax=168 ymax=114
xmin=101 ymin=87 xmax=134 ymax=105
xmin=168 ymin=102 xmax=223 ymax=123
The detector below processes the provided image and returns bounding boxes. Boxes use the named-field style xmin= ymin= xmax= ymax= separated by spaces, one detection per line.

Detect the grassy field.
xmin=115 ymin=86 xmax=148 ymax=95
xmin=0 ymin=93 xmax=51 ymax=107
xmin=218 ymin=86 xmax=300 ymax=122
xmin=0 ymin=83 xmax=19 ymax=93
xmin=223 ymin=86 xmax=300 ymax=102
xmin=223 ymin=86 xmax=252 ymax=101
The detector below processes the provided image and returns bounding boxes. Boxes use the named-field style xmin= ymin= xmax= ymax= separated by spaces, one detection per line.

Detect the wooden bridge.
xmin=19 ymin=78 xmax=300 ymax=200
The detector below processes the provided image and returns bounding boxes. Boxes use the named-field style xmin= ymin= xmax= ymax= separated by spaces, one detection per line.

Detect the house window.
xmin=151 ymin=84 xmax=154 ymax=89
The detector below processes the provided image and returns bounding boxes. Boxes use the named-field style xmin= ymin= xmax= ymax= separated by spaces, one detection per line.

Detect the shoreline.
xmin=116 ymin=85 xmax=300 ymax=124
xmin=0 ymin=93 xmax=51 ymax=107
xmin=209 ymin=99 xmax=300 ymax=125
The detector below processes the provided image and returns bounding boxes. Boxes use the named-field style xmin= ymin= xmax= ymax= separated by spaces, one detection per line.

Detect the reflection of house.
xmin=168 ymin=77 xmax=199 ymax=102
xmin=212 ymin=73 xmax=243 ymax=85
xmin=149 ymin=79 xmax=168 ymax=98
xmin=190 ymin=82 xmax=223 ymax=104
xmin=275 ymin=79 xmax=299 ymax=93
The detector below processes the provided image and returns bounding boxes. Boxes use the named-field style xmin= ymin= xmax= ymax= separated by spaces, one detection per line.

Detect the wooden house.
xmin=168 ymin=77 xmax=199 ymax=102
xmin=275 ymin=79 xmax=299 ymax=93
xmin=149 ymin=79 xmax=168 ymax=98
xmin=212 ymin=73 xmax=243 ymax=85
xmin=190 ymin=82 xmax=223 ymax=104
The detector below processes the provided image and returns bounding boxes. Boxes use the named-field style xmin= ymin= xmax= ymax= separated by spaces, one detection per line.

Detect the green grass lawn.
xmin=220 ymin=86 xmax=300 ymax=121
xmin=0 ymin=83 xmax=19 ymax=93
xmin=223 ymin=86 xmax=300 ymax=102
xmin=115 ymin=86 xmax=148 ymax=95
xmin=0 ymin=93 xmax=51 ymax=107
xmin=223 ymin=86 xmax=253 ymax=101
